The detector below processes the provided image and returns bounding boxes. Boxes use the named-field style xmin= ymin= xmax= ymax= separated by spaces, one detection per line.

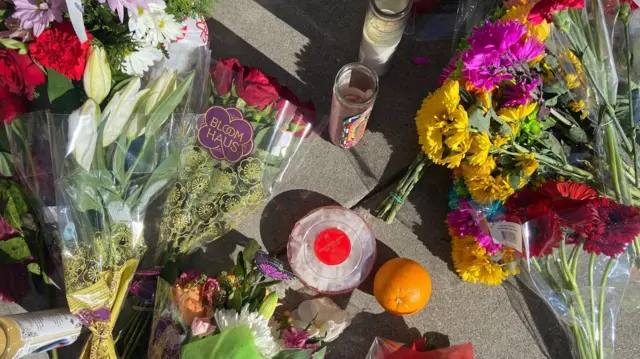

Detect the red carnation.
xmin=210 ymin=58 xmax=242 ymax=96
xmin=584 ymin=198 xmax=640 ymax=257
xmin=0 ymin=48 xmax=45 ymax=100
xmin=236 ymin=66 xmax=280 ymax=110
xmin=0 ymin=86 xmax=28 ymax=124
xmin=529 ymin=0 xmax=585 ymax=24
xmin=29 ymin=21 xmax=92 ymax=80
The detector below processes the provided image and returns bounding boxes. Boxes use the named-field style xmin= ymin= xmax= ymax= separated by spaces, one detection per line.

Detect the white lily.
xmin=126 ymin=70 xmax=177 ymax=139
xmin=67 ymin=99 xmax=100 ymax=171
xmin=291 ymin=297 xmax=350 ymax=342
xmin=83 ymin=45 xmax=112 ymax=105
xmin=101 ymin=78 xmax=150 ymax=147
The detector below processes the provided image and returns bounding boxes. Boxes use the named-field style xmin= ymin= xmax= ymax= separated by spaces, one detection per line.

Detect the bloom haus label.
xmin=198 ymin=106 xmax=255 ymax=163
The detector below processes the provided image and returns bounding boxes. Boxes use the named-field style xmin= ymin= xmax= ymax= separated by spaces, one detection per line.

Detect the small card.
xmin=488 ymin=221 xmax=523 ymax=252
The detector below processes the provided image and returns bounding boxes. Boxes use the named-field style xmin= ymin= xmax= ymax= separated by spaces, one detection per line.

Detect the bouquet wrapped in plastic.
xmin=366 ymin=337 xmax=474 ymax=359
xmin=507 ymin=181 xmax=639 ymax=359
xmin=7 ymin=69 xmax=197 ymax=359
xmin=155 ymin=58 xmax=317 ymax=263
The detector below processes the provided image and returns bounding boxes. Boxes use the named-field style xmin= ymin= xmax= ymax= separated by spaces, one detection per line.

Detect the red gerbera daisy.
xmin=584 ymin=198 xmax=640 ymax=257
xmin=520 ymin=202 xmax=565 ymax=258
xmin=539 ymin=181 xmax=598 ymax=201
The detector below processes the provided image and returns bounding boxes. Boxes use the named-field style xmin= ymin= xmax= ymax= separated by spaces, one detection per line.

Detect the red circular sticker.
xmin=313 ymin=228 xmax=352 ymax=265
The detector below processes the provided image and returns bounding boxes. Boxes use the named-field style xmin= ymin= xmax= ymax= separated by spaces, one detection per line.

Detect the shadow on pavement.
xmin=503 ymin=279 xmax=572 ymax=359
xmin=358 ymin=239 xmax=399 ymax=296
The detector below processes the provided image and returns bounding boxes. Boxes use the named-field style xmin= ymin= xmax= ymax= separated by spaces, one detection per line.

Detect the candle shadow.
xmin=259 ymin=189 xmax=339 ymax=257
xmin=357 ymin=239 xmax=400 ymax=296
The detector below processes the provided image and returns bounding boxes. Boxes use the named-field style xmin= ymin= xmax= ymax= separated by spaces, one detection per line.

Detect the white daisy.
xmin=128 ymin=2 xmax=183 ymax=47
xmin=121 ymin=46 xmax=163 ymax=75
xmin=214 ymin=305 xmax=282 ymax=358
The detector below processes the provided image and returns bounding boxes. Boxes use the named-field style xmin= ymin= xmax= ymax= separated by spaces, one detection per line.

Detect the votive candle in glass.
xmin=359 ymin=0 xmax=412 ymax=76
xmin=328 ymin=63 xmax=379 ymax=148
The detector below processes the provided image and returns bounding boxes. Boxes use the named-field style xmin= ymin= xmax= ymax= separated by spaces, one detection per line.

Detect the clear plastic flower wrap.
xmin=7 ymin=69 xmax=200 ymax=359
xmin=504 ymin=181 xmax=638 ymax=359
xmin=155 ymin=58 xmax=320 ymax=263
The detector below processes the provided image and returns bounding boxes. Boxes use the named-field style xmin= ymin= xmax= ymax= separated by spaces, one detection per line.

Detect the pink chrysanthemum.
xmin=11 ymin=0 xmax=65 ymax=36
xmin=503 ymin=75 xmax=542 ymax=107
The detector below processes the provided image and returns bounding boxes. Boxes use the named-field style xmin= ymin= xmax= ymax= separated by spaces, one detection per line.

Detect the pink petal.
xmin=411 ymin=57 xmax=431 ymax=65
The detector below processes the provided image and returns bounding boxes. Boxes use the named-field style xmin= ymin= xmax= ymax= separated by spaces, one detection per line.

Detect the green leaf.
xmin=27 ymin=262 xmax=41 ymax=275
xmin=566 ymin=125 xmax=589 ymax=144
xmin=180 ymin=326 xmax=263 ymax=359
xmin=3 ymin=184 xmax=28 ymax=231
xmin=131 ymin=151 xmax=179 ymax=212
xmin=311 ymin=347 xmax=327 ymax=359
xmin=0 ymin=152 xmax=13 ymax=177
xmin=47 ymin=68 xmax=74 ymax=104
xmin=253 ymin=125 xmax=275 ymax=149
xmin=242 ymin=239 xmax=261 ymax=269
xmin=273 ymin=349 xmax=315 ymax=359
xmin=508 ymin=175 xmax=521 ymax=190
xmin=146 ymin=71 xmax=196 ymax=136
xmin=0 ymin=237 xmax=32 ymax=262
xmin=467 ymin=106 xmax=490 ymax=133
xmin=227 ymin=288 xmax=243 ymax=311
xmin=539 ymin=132 xmax=568 ymax=164
xmin=112 ymin=135 xmax=128 ymax=185
xmin=234 ymin=251 xmax=246 ymax=277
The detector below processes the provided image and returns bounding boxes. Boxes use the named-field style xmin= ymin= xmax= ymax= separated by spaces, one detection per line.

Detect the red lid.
xmin=313 ymin=227 xmax=352 ymax=265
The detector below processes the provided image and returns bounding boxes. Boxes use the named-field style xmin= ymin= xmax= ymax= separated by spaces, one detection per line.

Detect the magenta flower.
xmin=283 ymin=328 xmax=311 ymax=349
xmin=503 ymin=75 xmax=542 ymax=107
xmin=448 ymin=206 xmax=503 ymax=255
xmin=439 ymin=53 xmax=461 ymax=85
xmin=510 ymin=37 xmax=545 ymax=64
xmin=11 ymin=0 xmax=65 ymax=36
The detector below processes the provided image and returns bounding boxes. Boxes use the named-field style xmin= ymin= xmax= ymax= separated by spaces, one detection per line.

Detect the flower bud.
xmin=258 ymin=292 xmax=279 ymax=319
xmin=83 ymin=46 xmax=112 ymax=105
xmin=102 ymin=78 xmax=151 ymax=146
xmin=68 ymin=99 xmax=100 ymax=171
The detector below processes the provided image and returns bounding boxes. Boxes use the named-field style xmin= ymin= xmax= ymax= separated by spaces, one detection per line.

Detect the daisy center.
xmin=137 ymin=6 xmax=144 ymax=15
xmin=37 ymin=0 xmax=49 ymax=10
xmin=158 ymin=20 xmax=165 ymax=29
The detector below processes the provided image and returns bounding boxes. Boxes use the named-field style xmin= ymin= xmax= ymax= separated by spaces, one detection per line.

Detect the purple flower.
xmin=461 ymin=21 xmax=543 ymax=92
xmin=511 ymin=37 xmax=545 ymax=64
xmin=201 ymin=278 xmax=220 ymax=306
xmin=283 ymin=328 xmax=311 ymax=349
xmin=11 ymin=0 xmax=65 ymax=36
xmin=503 ymin=75 xmax=542 ymax=107
xmin=98 ymin=0 xmax=149 ymax=23
xmin=439 ymin=53 xmax=461 ymax=85
xmin=448 ymin=203 xmax=503 ymax=255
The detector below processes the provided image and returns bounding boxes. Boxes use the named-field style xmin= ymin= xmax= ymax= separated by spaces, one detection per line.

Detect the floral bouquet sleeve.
xmin=8 ymin=70 xmax=198 ymax=359
xmin=155 ymin=58 xmax=318 ymax=263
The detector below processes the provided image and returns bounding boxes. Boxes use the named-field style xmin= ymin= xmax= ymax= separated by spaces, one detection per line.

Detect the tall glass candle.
xmin=328 ymin=63 xmax=379 ymax=148
xmin=359 ymin=0 xmax=412 ymax=76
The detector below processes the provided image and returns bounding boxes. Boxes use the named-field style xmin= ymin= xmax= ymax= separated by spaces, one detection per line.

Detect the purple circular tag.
xmin=197 ymin=106 xmax=255 ymax=163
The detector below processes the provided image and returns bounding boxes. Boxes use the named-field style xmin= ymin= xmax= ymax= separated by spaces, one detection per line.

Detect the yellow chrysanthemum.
xmin=569 ymin=100 xmax=589 ymax=120
xmin=498 ymin=102 xmax=537 ymax=123
xmin=444 ymin=106 xmax=470 ymax=151
xmin=492 ymin=134 xmax=510 ymax=148
xmin=564 ymin=73 xmax=580 ymax=89
xmin=451 ymin=235 xmax=508 ymax=286
xmin=500 ymin=4 xmax=549 ymax=43
xmin=566 ymin=50 xmax=583 ymax=74
xmin=466 ymin=132 xmax=491 ymax=165
xmin=500 ymin=5 xmax=531 ymax=23
xmin=477 ymin=91 xmax=492 ymax=113
xmin=417 ymin=79 xmax=472 ymax=168
xmin=462 ymin=156 xmax=496 ymax=177
xmin=465 ymin=174 xmax=515 ymax=204
xmin=516 ymin=153 xmax=539 ymax=177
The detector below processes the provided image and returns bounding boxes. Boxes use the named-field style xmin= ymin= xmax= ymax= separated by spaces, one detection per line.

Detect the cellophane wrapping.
xmin=154 ymin=59 xmax=318 ymax=263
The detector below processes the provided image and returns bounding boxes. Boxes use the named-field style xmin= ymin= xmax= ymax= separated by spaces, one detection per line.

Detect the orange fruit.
xmin=373 ymin=258 xmax=432 ymax=316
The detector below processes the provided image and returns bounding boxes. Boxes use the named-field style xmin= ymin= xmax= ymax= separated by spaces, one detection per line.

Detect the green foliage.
xmin=82 ymin=1 xmax=139 ymax=72
xmin=166 ymin=0 xmax=213 ymax=21
xmin=47 ymin=68 xmax=74 ymax=103
xmin=180 ymin=326 xmax=262 ymax=359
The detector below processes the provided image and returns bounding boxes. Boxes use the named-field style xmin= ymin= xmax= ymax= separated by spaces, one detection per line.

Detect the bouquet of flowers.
xmin=146 ymin=241 xmax=347 ymax=359
xmin=507 ymin=180 xmax=639 ymax=359
xmin=154 ymin=58 xmax=317 ymax=263
xmin=7 ymin=68 xmax=198 ymax=358
xmin=366 ymin=337 xmax=474 ymax=359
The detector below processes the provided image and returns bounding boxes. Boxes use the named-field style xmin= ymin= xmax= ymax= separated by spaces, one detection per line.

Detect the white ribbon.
xmin=65 ymin=0 xmax=88 ymax=43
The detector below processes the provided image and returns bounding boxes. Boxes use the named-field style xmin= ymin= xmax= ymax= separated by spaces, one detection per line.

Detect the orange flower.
xmin=171 ymin=284 xmax=207 ymax=325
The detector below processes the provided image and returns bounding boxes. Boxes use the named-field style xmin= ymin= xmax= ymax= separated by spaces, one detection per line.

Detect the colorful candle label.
xmin=197 ymin=106 xmax=254 ymax=163
xmin=340 ymin=108 xmax=371 ymax=148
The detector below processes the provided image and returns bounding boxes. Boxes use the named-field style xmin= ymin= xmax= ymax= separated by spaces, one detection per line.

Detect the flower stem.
xmin=588 ymin=253 xmax=596 ymax=343
xmin=598 ymin=259 xmax=615 ymax=359
xmin=375 ymin=152 xmax=430 ymax=223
